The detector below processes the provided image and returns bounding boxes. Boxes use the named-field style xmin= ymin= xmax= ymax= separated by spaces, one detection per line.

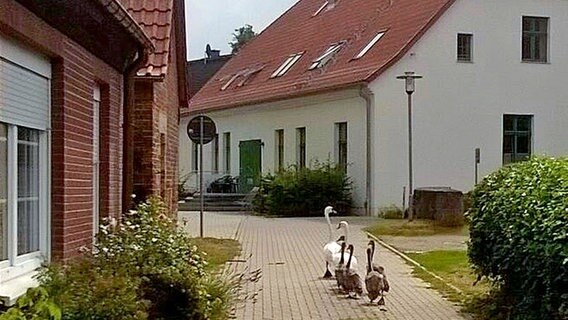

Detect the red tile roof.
xmin=186 ymin=0 xmax=455 ymax=115
xmin=119 ymin=0 xmax=174 ymax=78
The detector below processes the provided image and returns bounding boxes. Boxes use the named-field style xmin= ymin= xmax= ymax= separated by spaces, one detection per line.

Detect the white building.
xmin=181 ymin=0 xmax=568 ymax=215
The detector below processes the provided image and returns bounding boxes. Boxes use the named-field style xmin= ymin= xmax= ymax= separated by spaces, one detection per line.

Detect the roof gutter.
xmin=183 ymin=81 xmax=366 ymax=117
xmin=95 ymin=0 xmax=154 ymax=214
xmin=95 ymin=0 xmax=155 ymax=54
xmin=359 ymin=84 xmax=374 ymax=216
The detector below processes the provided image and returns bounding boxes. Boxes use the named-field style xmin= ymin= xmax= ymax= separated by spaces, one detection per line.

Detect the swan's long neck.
xmin=325 ymin=211 xmax=333 ymax=242
xmin=347 ymin=246 xmax=354 ymax=269
xmin=371 ymin=241 xmax=376 ymax=263
xmin=344 ymin=223 xmax=349 ymax=243
xmin=366 ymin=248 xmax=372 ymax=274
xmin=339 ymin=244 xmax=345 ymax=264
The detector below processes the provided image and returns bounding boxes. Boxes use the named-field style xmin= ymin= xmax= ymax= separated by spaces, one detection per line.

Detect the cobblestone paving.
xmin=179 ymin=211 xmax=466 ymax=320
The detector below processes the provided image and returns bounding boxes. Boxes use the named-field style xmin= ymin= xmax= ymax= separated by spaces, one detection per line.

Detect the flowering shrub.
xmin=1 ymin=199 xmax=235 ymax=320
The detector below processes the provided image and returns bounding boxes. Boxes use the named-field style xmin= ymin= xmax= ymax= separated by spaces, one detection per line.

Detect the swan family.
xmin=322 ymin=206 xmax=390 ymax=309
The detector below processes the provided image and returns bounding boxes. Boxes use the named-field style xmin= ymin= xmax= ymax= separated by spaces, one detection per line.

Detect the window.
xmin=271 ymin=53 xmax=303 ymax=78
xmin=212 ymin=134 xmax=219 ymax=173
xmin=1 ymin=124 xmax=7 ymax=262
xmin=309 ymin=42 xmax=345 ymax=70
xmin=296 ymin=127 xmax=306 ymax=169
xmin=354 ymin=32 xmax=386 ymax=59
xmin=93 ymin=85 xmax=100 ymax=236
xmin=224 ymin=132 xmax=231 ymax=173
xmin=313 ymin=1 xmax=328 ymax=16
xmin=0 ymin=123 xmax=47 ymax=278
xmin=192 ymin=142 xmax=199 ymax=171
xmin=159 ymin=133 xmax=166 ymax=199
xmin=503 ymin=115 xmax=533 ymax=164
xmin=457 ymin=33 xmax=473 ymax=62
xmin=335 ymin=122 xmax=347 ymax=173
xmin=522 ymin=17 xmax=549 ymax=63
xmin=275 ymin=129 xmax=284 ymax=171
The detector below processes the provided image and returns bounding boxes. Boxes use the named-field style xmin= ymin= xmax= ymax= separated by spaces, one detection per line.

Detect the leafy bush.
xmin=0 ymin=287 xmax=61 ymax=320
xmin=38 ymin=260 xmax=145 ymax=320
xmin=1 ymin=199 xmax=235 ymax=320
xmin=254 ymin=161 xmax=352 ymax=216
xmin=468 ymin=157 xmax=568 ymax=320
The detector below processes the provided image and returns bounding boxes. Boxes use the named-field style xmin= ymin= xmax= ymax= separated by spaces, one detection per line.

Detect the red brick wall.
xmin=133 ymin=27 xmax=180 ymax=213
xmin=1 ymin=0 xmax=125 ymax=262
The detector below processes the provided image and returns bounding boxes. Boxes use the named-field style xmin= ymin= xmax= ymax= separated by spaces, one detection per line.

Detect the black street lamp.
xmin=396 ymin=71 xmax=422 ymax=221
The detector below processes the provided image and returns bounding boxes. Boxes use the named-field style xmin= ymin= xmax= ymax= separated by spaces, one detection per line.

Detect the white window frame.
xmin=93 ymin=85 xmax=100 ymax=237
xmin=309 ymin=42 xmax=345 ymax=70
xmin=0 ymin=124 xmax=49 ymax=283
xmin=271 ymin=53 xmax=303 ymax=78
xmin=354 ymin=31 xmax=386 ymax=59
xmin=313 ymin=1 xmax=328 ymax=16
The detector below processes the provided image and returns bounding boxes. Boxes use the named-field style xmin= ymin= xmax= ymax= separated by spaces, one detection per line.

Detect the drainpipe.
xmin=122 ymin=48 xmax=148 ymax=214
xmin=359 ymin=85 xmax=374 ymax=216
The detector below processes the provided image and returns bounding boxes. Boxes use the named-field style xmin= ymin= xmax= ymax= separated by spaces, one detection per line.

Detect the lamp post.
xmin=396 ymin=71 xmax=422 ymax=221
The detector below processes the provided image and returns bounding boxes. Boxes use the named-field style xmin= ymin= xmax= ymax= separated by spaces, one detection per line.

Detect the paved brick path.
xmin=179 ymin=211 xmax=466 ymax=320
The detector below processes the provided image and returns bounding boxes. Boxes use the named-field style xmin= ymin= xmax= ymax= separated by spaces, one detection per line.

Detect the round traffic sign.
xmin=187 ymin=115 xmax=216 ymax=144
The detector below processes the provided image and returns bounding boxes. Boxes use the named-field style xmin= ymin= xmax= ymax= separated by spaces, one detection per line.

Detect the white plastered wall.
xmin=369 ymin=0 xmax=568 ymax=211
xmin=180 ymin=89 xmax=368 ymax=209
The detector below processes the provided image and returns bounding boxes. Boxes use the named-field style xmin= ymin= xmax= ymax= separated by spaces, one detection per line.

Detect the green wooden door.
xmin=239 ymin=140 xmax=262 ymax=192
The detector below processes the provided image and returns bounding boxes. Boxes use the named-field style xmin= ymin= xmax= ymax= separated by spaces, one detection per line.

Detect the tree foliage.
xmin=229 ymin=24 xmax=257 ymax=54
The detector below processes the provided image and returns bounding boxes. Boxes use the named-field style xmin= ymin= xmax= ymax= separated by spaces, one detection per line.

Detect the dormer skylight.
xmin=220 ymin=65 xmax=265 ymax=91
xmin=354 ymin=31 xmax=386 ymax=59
xmin=312 ymin=0 xmax=339 ymax=17
xmin=313 ymin=1 xmax=328 ymax=16
xmin=309 ymin=42 xmax=345 ymax=70
xmin=271 ymin=53 xmax=303 ymax=78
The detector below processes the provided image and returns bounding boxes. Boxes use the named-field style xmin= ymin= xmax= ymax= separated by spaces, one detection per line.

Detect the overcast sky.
xmin=184 ymin=0 xmax=298 ymax=60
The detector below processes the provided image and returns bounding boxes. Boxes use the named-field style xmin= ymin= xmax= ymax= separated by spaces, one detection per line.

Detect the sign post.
xmin=475 ymin=148 xmax=481 ymax=185
xmin=186 ymin=115 xmax=216 ymax=238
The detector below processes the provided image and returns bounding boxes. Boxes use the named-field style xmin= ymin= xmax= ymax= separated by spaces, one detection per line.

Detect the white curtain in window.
xmin=17 ymin=127 xmax=40 ymax=255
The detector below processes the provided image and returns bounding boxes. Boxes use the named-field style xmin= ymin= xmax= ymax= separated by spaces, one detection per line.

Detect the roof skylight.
xmin=309 ymin=42 xmax=345 ymax=70
xmin=313 ymin=1 xmax=328 ymax=16
xmin=354 ymin=31 xmax=386 ymax=59
xmin=220 ymin=65 xmax=265 ymax=91
xmin=271 ymin=53 xmax=303 ymax=78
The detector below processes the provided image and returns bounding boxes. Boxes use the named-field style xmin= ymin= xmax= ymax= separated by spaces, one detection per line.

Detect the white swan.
xmin=323 ymin=206 xmax=340 ymax=278
xmin=332 ymin=221 xmax=358 ymax=271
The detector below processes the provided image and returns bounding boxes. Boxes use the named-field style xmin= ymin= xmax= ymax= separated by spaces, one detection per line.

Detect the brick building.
xmin=120 ymin=0 xmax=188 ymax=212
xmin=0 ymin=0 xmax=188 ymax=303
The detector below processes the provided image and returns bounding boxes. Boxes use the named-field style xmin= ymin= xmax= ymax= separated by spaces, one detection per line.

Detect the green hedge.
xmin=468 ymin=157 xmax=568 ymax=320
xmin=254 ymin=162 xmax=352 ymax=216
